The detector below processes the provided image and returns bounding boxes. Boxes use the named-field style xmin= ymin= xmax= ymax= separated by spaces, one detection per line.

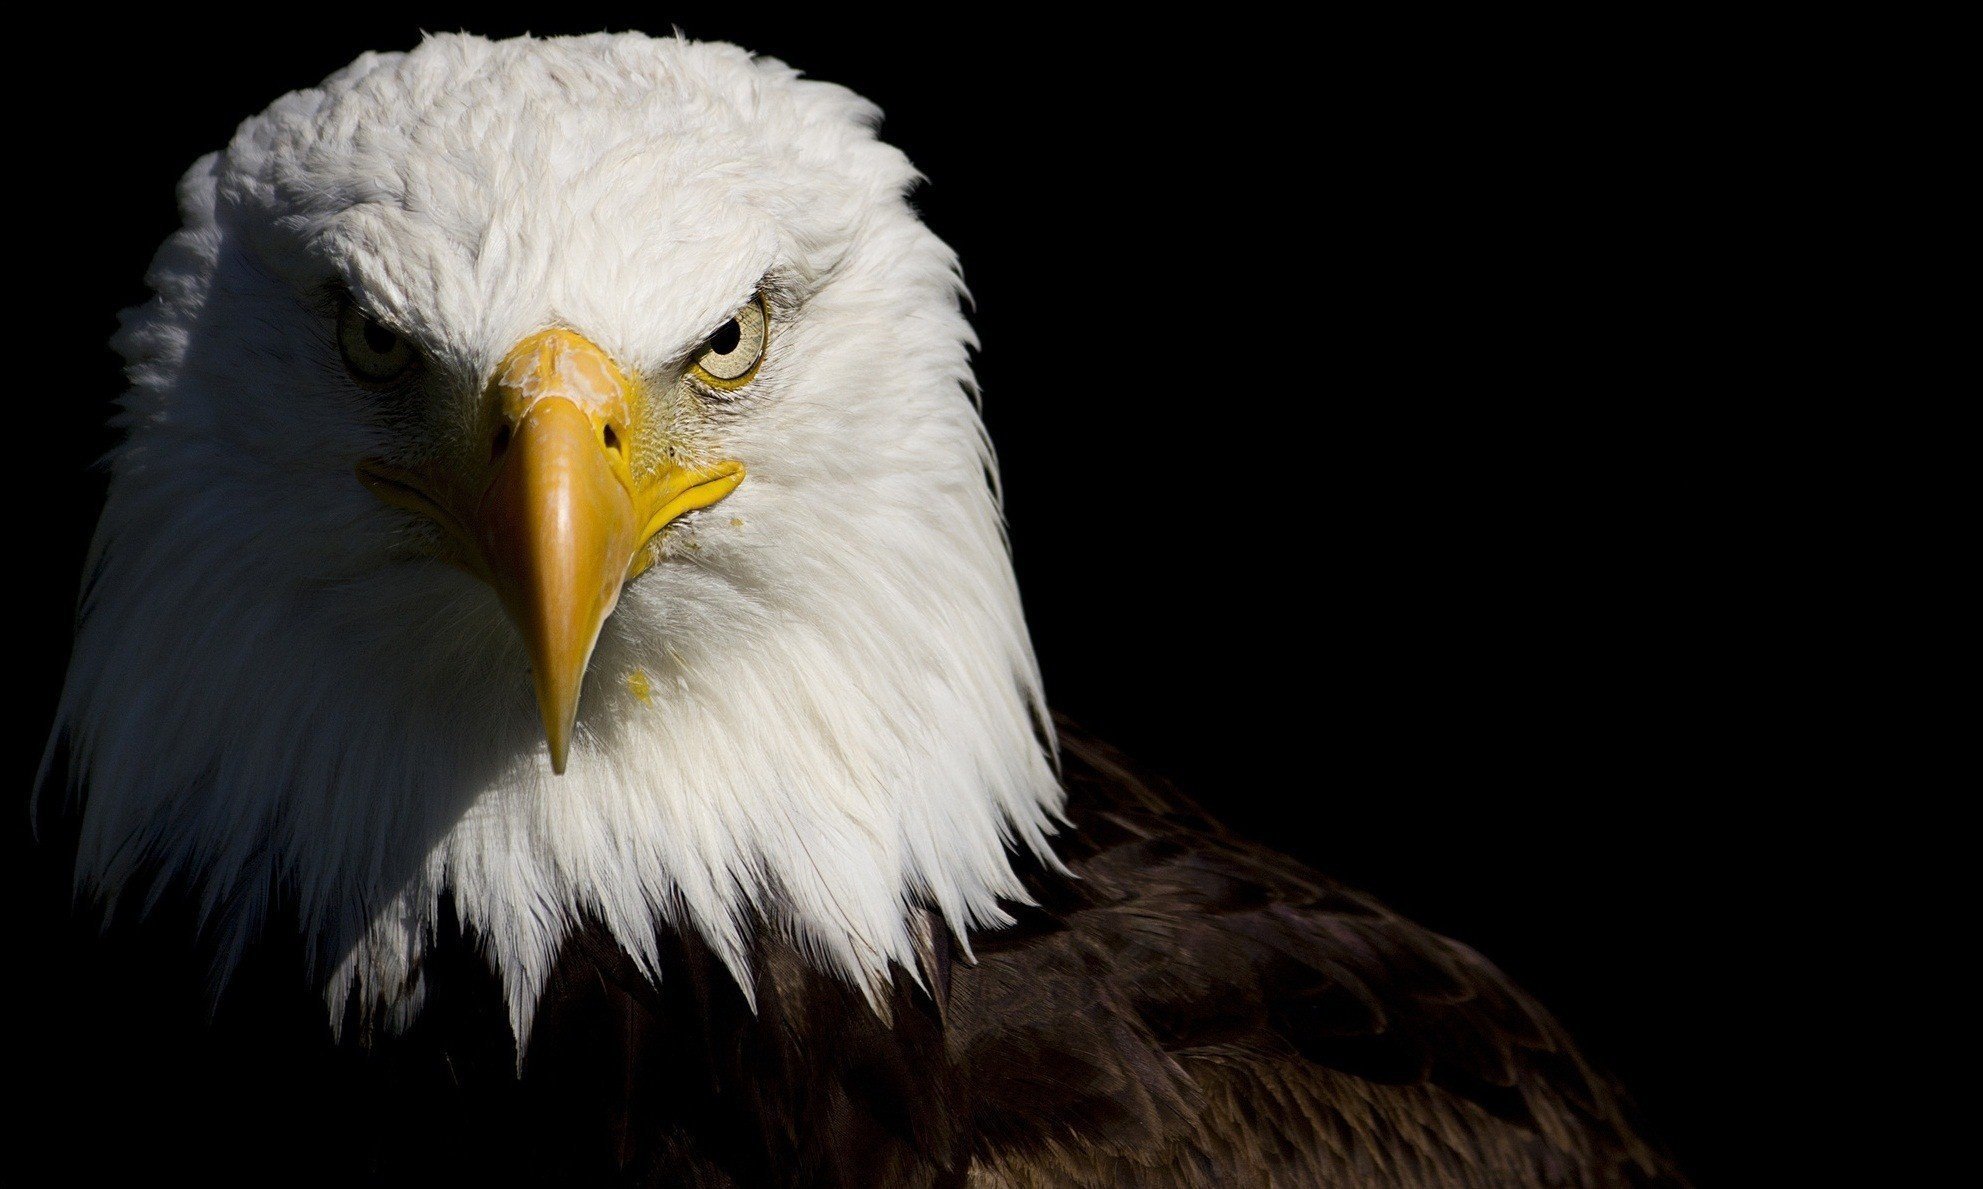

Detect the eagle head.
xmin=52 ymin=33 xmax=1060 ymax=1040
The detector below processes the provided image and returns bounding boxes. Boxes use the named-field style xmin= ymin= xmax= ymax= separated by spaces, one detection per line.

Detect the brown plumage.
xmin=335 ymin=721 xmax=1681 ymax=1186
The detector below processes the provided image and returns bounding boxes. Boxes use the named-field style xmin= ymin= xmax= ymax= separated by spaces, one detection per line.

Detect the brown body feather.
xmin=395 ymin=723 xmax=1684 ymax=1186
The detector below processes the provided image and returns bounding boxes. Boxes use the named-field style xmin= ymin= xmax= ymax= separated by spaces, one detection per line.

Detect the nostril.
xmin=491 ymin=423 xmax=512 ymax=461
xmin=602 ymin=423 xmax=621 ymax=454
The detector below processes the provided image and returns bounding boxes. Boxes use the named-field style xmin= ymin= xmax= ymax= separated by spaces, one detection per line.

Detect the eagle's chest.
xmin=372 ymin=917 xmax=967 ymax=1187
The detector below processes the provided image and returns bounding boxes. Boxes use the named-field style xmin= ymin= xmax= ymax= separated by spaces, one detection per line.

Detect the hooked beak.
xmin=360 ymin=328 xmax=743 ymax=773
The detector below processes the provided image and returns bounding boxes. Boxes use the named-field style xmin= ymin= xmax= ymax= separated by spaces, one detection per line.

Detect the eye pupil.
xmin=362 ymin=320 xmax=399 ymax=356
xmin=707 ymin=319 xmax=741 ymax=355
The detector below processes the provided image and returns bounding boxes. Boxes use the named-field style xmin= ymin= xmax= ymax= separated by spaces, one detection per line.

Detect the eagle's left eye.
xmin=338 ymin=303 xmax=419 ymax=384
xmin=688 ymin=294 xmax=768 ymax=390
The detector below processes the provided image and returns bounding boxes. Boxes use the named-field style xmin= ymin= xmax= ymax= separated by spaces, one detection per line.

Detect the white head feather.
xmin=51 ymin=32 xmax=1061 ymax=1042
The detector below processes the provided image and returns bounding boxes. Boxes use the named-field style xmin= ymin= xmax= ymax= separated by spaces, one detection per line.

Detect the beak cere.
xmin=360 ymin=328 xmax=745 ymax=774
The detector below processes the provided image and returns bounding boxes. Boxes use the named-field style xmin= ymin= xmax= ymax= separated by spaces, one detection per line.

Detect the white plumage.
xmin=51 ymin=32 xmax=1061 ymax=1043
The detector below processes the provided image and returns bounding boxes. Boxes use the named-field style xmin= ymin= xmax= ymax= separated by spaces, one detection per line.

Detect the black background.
xmin=10 ymin=12 xmax=1761 ymax=1184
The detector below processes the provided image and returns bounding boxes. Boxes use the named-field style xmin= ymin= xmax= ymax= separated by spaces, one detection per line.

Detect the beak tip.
xmin=527 ymin=659 xmax=584 ymax=777
xmin=545 ymin=721 xmax=573 ymax=775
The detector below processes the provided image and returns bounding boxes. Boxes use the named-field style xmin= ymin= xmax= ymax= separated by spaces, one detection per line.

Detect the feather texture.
xmin=94 ymin=722 xmax=1680 ymax=1186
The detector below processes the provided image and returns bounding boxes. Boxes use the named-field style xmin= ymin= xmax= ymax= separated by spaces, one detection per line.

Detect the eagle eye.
xmin=688 ymin=294 xmax=767 ymax=390
xmin=338 ymin=303 xmax=419 ymax=384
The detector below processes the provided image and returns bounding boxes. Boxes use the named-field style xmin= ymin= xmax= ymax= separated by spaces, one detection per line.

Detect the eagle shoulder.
xmin=947 ymin=727 xmax=1687 ymax=1188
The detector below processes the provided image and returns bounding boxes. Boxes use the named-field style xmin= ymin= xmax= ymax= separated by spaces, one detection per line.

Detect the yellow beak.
xmin=479 ymin=393 xmax=635 ymax=773
xmin=360 ymin=328 xmax=743 ymax=773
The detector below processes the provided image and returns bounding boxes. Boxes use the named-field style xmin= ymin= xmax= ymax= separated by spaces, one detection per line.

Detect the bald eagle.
xmin=45 ymin=32 xmax=1685 ymax=1187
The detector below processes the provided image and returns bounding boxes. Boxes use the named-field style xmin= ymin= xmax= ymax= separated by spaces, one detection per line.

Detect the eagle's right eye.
xmin=338 ymin=303 xmax=419 ymax=384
